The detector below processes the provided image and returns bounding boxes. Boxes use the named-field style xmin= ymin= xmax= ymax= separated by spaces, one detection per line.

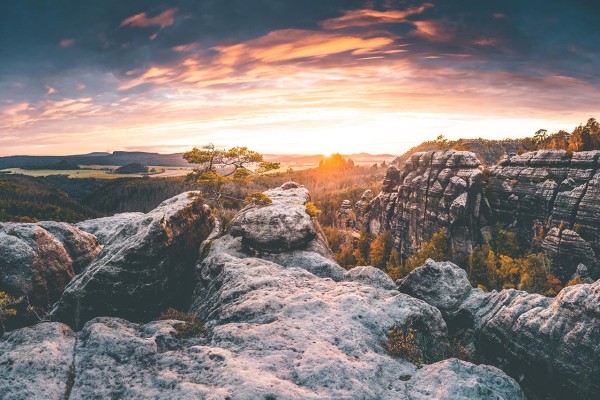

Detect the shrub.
xmin=305 ymin=201 xmax=322 ymax=218
xmin=158 ymin=308 xmax=207 ymax=338
xmin=0 ymin=292 xmax=22 ymax=334
xmin=384 ymin=322 xmax=423 ymax=366
xmin=243 ymin=192 xmax=272 ymax=206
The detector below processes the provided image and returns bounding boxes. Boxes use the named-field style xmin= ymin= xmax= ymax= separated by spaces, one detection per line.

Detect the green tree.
xmin=183 ymin=144 xmax=279 ymax=208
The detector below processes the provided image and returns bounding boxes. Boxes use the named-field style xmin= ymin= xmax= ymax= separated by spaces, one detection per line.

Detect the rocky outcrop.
xmin=0 ymin=317 xmax=524 ymax=400
xmin=399 ymin=259 xmax=600 ymax=400
xmin=225 ymin=182 xmax=347 ymax=281
xmin=0 ymin=183 xmax=527 ymax=399
xmin=541 ymin=227 xmax=598 ymax=280
xmin=353 ymin=150 xmax=489 ymax=260
xmin=488 ymin=150 xmax=600 ymax=279
xmin=52 ymin=192 xmax=214 ymax=330
xmin=0 ymin=222 xmax=100 ymax=309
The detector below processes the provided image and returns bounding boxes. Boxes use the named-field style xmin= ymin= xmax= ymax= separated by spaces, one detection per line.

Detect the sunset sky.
xmin=1 ymin=0 xmax=599 ymax=156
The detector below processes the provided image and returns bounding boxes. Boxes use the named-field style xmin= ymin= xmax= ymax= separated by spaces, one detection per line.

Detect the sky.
xmin=1 ymin=0 xmax=599 ymax=156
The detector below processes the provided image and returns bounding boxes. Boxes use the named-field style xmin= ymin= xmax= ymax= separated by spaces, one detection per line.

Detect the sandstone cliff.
xmin=347 ymin=149 xmax=600 ymax=280
xmin=488 ymin=149 xmax=600 ymax=279
xmin=354 ymin=150 xmax=490 ymax=261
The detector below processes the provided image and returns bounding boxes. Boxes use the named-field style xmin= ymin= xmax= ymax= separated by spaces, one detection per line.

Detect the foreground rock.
xmin=52 ymin=192 xmax=214 ymax=330
xmin=0 ymin=222 xmax=100 ymax=309
xmin=1 ymin=184 xmax=526 ymax=399
xmin=0 ymin=317 xmax=524 ymax=400
xmin=400 ymin=259 xmax=600 ymax=399
xmin=0 ymin=323 xmax=75 ymax=400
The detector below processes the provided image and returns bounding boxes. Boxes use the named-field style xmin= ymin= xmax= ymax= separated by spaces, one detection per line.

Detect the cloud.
xmin=321 ymin=4 xmax=433 ymax=29
xmin=215 ymin=29 xmax=394 ymax=65
xmin=411 ymin=20 xmax=454 ymax=42
xmin=59 ymin=39 xmax=75 ymax=48
xmin=120 ymin=8 xmax=176 ymax=29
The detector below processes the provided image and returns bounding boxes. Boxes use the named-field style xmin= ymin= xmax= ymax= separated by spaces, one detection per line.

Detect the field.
xmin=0 ymin=166 xmax=193 ymax=179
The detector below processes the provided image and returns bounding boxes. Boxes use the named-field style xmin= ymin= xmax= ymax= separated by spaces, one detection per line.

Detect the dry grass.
xmin=158 ymin=308 xmax=207 ymax=339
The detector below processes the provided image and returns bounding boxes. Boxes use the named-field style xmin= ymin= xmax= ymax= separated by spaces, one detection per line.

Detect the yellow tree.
xmin=0 ymin=292 xmax=21 ymax=334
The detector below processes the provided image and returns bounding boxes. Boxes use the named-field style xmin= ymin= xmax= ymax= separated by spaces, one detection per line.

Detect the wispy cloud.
xmin=321 ymin=4 xmax=433 ymax=30
xmin=120 ymin=8 xmax=176 ymax=29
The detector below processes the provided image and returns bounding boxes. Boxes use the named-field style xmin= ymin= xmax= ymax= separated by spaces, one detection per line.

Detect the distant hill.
xmin=0 ymin=151 xmax=188 ymax=169
xmin=0 ymin=151 xmax=396 ymax=170
xmin=21 ymin=160 xmax=81 ymax=170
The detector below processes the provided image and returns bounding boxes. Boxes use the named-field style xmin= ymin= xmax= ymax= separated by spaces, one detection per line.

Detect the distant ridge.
xmin=0 ymin=151 xmax=397 ymax=170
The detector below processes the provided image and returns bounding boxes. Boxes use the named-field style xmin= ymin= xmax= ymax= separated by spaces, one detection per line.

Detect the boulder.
xmin=400 ymin=259 xmax=600 ymax=399
xmin=229 ymin=183 xmax=316 ymax=251
xmin=52 ymin=192 xmax=214 ymax=330
xmin=0 ymin=222 xmax=100 ymax=309
xmin=344 ymin=265 xmax=397 ymax=290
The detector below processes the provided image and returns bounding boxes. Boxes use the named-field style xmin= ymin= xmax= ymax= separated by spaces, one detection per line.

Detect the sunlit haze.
xmin=1 ymin=1 xmax=599 ymax=156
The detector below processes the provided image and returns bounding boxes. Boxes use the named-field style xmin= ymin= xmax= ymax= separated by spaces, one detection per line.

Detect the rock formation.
xmin=488 ymin=149 xmax=600 ymax=279
xmin=0 ymin=222 xmax=100 ymax=309
xmin=399 ymin=259 xmax=600 ymax=400
xmin=353 ymin=150 xmax=489 ymax=260
xmin=344 ymin=149 xmax=600 ymax=281
xmin=0 ymin=184 xmax=526 ymax=400
xmin=52 ymin=192 xmax=214 ymax=330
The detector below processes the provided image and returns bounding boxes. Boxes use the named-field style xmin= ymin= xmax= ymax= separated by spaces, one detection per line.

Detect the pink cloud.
xmin=412 ymin=20 xmax=454 ymax=42
xmin=321 ymin=5 xmax=432 ymax=30
xmin=59 ymin=39 xmax=75 ymax=48
xmin=120 ymin=8 xmax=176 ymax=29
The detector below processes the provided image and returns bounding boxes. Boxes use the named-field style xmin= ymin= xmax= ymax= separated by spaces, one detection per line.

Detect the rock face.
xmin=0 ymin=222 xmax=100 ymax=309
xmin=0 ymin=183 xmax=526 ymax=399
xmin=52 ymin=192 xmax=214 ymax=330
xmin=353 ymin=150 xmax=489 ymax=260
xmin=488 ymin=150 xmax=600 ymax=279
xmin=399 ymin=259 xmax=600 ymax=400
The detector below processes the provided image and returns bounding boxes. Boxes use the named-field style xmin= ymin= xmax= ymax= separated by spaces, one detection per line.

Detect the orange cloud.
xmin=321 ymin=5 xmax=432 ymax=29
xmin=215 ymin=29 xmax=394 ymax=65
xmin=59 ymin=39 xmax=75 ymax=48
xmin=412 ymin=20 xmax=454 ymax=42
xmin=120 ymin=8 xmax=176 ymax=29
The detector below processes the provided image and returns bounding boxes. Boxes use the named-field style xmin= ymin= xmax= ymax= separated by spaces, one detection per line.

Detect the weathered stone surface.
xmin=0 ymin=222 xmax=100 ymax=308
xmin=52 ymin=192 xmax=214 ymax=330
xmin=0 ymin=183 xmax=527 ymax=400
xmin=0 ymin=322 xmax=75 ymax=400
xmin=77 ymin=212 xmax=143 ymax=243
xmin=406 ymin=358 xmax=526 ymax=400
xmin=229 ymin=182 xmax=316 ymax=251
xmin=0 ymin=317 xmax=524 ymax=400
xmin=353 ymin=150 xmax=488 ymax=260
xmin=541 ymin=228 xmax=598 ymax=280
xmin=400 ymin=260 xmax=600 ymax=400
xmin=344 ymin=265 xmax=397 ymax=290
